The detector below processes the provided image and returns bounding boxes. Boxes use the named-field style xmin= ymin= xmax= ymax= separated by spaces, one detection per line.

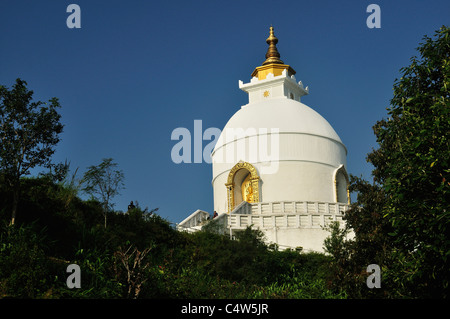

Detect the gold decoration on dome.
xmin=263 ymin=90 xmax=270 ymax=97
xmin=251 ymin=26 xmax=296 ymax=80
xmin=263 ymin=26 xmax=284 ymax=65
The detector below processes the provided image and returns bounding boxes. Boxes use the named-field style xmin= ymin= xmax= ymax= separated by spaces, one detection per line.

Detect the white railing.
xmin=250 ymin=201 xmax=349 ymax=215
xmin=230 ymin=201 xmax=252 ymax=215
xmin=177 ymin=209 xmax=210 ymax=231
xmin=229 ymin=201 xmax=349 ymax=229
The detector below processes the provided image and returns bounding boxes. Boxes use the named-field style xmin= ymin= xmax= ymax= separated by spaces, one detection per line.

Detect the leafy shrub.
xmin=0 ymin=224 xmax=53 ymax=298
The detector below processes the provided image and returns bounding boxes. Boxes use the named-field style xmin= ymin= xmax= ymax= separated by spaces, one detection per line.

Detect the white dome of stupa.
xmin=211 ymin=27 xmax=349 ymax=216
xmin=178 ymin=26 xmax=352 ymax=253
xmin=213 ymin=97 xmax=344 ymax=152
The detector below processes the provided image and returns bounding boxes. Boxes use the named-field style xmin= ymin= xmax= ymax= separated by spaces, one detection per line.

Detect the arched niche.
xmin=333 ymin=164 xmax=350 ymax=204
xmin=225 ymin=162 xmax=260 ymax=213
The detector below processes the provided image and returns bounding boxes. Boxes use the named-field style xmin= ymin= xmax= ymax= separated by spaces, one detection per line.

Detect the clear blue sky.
xmin=1 ymin=0 xmax=449 ymax=224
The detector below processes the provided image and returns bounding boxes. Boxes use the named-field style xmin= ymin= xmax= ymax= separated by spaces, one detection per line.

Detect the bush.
xmin=0 ymin=223 xmax=53 ymax=298
xmin=0 ymin=176 xmax=345 ymax=299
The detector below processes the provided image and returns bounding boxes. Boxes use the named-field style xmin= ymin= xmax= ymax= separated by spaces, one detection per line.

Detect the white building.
xmin=178 ymin=27 xmax=350 ymax=253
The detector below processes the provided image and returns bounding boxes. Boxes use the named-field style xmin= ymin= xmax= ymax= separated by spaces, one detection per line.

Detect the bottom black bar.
xmin=0 ymin=298 xmax=446 ymax=317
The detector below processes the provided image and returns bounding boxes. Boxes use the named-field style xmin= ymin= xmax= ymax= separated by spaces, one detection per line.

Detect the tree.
xmin=113 ymin=245 xmax=152 ymax=299
xmin=328 ymin=26 xmax=450 ymax=298
xmin=325 ymin=176 xmax=393 ymax=298
xmin=368 ymin=25 xmax=449 ymax=297
xmin=82 ymin=158 xmax=124 ymax=228
xmin=0 ymin=78 xmax=64 ymax=225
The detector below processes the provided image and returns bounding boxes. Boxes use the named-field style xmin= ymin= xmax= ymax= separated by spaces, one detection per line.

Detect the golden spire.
xmin=251 ymin=26 xmax=296 ymax=80
xmin=263 ymin=26 xmax=284 ymax=65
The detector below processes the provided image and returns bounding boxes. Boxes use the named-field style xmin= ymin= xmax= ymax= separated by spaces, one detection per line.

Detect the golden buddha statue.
xmin=241 ymin=174 xmax=254 ymax=203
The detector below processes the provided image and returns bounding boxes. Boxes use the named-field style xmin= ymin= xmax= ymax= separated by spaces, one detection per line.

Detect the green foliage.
xmin=181 ymin=226 xmax=286 ymax=286
xmin=0 ymin=223 xmax=52 ymax=298
xmin=251 ymin=268 xmax=346 ymax=299
xmin=0 ymin=174 xmax=345 ymax=299
xmin=81 ymin=158 xmax=125 ymax=229
xmin=0 ymin=78 xmax=64 ymax=224
xmin=66 ymin=248 xmax=123 ymax=298
xmin=323 ymin=221 xmax=349 ymax=260
xmin=369 ymin=25 xmax=450 ymax=298
xmin=324 ymin=26 xmax=450 ymax=299
xmin=153 ymin=265 xmax=251 ymax=299
xmin=201 ymin=215 xmax=227 ymax=234
xmin=324 ymin=176 xmax=393 ymax=298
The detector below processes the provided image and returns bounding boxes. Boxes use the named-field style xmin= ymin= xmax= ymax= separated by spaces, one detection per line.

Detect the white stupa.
xmin=178 ymin=27 xmax=350 ymax=252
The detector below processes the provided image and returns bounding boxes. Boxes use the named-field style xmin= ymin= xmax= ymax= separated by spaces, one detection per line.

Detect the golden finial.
xmin=263 ymin=26 xmax=284 ymax=65
xmin=251 ymin=26 xmax=296 ymax=80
